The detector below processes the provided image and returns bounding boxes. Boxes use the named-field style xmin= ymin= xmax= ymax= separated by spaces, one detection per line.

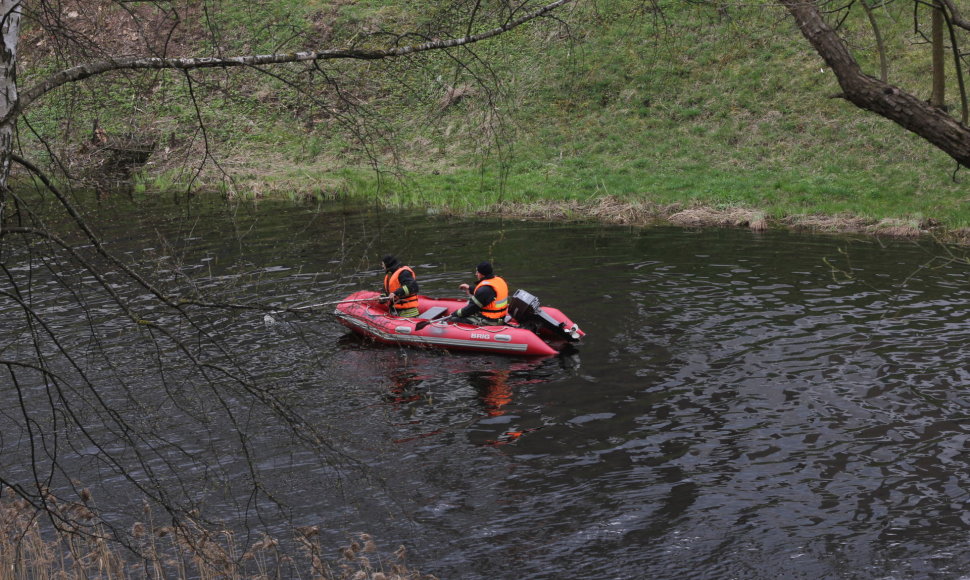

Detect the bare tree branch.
xmin=0 ymin=0 xmax=580 ymax=557
xmin=15 ymin=0 xmax=575 ymax=116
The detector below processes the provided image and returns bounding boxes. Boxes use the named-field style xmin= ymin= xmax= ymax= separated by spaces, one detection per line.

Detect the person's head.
xmin=476 ymin=261 xmax=493 ymax=279
xmin=382 ymin=254 xmax=400 ymax=272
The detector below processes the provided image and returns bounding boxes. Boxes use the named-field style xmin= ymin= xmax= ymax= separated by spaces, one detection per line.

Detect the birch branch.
xmin=16 ymin=0 xmax=573 ymax=113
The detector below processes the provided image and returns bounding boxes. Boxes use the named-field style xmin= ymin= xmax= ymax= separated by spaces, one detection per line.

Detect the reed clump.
xmin=0 ymin=487 xmax=435 ymax=580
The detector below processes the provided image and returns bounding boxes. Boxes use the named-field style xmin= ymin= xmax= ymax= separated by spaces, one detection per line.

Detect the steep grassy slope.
xmin=387 ymin=1 xmax=969 ymax=231
xmin=18 ymin=1 xmax=970 ymax=231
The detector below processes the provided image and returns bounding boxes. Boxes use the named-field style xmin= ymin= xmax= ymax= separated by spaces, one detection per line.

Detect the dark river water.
xmin=2 ymin=194 xmax=969 ymax=579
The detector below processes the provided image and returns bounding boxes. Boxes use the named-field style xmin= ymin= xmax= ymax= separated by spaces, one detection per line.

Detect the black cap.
xmin=382 ymin=255 xmax=400 ymax=270
xmin=476 ymin=261 xmax=493 ymax=277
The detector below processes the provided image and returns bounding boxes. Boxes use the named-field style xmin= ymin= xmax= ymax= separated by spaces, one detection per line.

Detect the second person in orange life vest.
xmin=451 ymin=261 xmax=509 ymax=325
xmin=381 ymin=255 xmax=420 ymax=317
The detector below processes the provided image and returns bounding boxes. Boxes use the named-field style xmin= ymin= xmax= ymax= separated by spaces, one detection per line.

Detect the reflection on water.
xmin=1 ymin=196 xmax=969 ymax=579
xmin=468 ymin=369 xmax=513 ymax=417
xmin=347 ymin=341 xmax=577 ymax=447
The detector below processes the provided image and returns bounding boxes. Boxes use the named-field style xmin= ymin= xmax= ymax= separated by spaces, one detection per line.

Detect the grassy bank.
xmin=22 ymin=1 xmax=970 ymax=237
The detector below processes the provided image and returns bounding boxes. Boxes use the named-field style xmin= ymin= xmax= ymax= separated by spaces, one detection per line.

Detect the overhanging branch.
xmin=14 ymin=0 xmax=574 ymax=115
xmin=780 ymin=0 xmax=970 ymax=169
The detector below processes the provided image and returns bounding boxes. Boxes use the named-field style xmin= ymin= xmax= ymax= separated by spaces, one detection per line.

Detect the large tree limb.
xmin=780 ymin=0 xmax=970 ymax=169
xmin=14 ymin=0 xmax=574 ymax=115
xmin=940 ymin=0 xmax=970 ymax=30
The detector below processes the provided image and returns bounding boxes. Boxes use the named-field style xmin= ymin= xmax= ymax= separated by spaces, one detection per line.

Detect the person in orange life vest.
xmin=381 ymin=254 xmax=420 ymax=317
xmin=451 ymin=261 xmax=509 ymax=325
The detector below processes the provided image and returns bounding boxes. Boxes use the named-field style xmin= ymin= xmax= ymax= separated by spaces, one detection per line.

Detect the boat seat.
xmin=418 ymin=306 xmax=449 ymax=320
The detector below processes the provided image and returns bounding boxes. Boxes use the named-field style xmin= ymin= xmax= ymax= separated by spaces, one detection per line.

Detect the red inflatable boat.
xmin=333 ymin=289 xmax=584 ymax=356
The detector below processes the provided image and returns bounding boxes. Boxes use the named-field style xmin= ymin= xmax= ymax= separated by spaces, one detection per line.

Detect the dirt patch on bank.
xmin=482 ymin=196 xmax=968 ymax=245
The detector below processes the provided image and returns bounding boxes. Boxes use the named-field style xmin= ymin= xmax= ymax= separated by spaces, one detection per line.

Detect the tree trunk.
xmin=0 ymin=0 xmax=20 ymax=217
xmin=780 ymin=0 xmax=970 ymax=169
xmin=932 ymin=0 xmax=945 ymax=107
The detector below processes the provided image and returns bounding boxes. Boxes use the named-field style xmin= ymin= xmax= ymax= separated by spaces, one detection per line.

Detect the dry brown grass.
xmin=948 ymin=227 xmax=970 ymax=244
xmin=487 ymin=196 xmax=666 ymax=225
xmin=781 ymin=213 xmax=875 ymax=234
xmin=666 ymin=207 xmax=764 ymax=229
xmin=483 ymin=195 xmax=966 ymax=243
xmin=0 ymin=488 xmax=435 ymax=580
xmin=0 ymin=487 xmax=126 ymax=580
xmin=866 ymin=218 xmax=924 ymax=238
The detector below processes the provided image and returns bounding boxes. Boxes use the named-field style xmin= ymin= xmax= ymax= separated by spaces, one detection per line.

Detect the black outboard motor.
xmin=507 ymin=289 xmax=582 ymax=342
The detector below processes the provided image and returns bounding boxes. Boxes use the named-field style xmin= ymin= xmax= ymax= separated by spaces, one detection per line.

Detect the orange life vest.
xmin=384 ymin=266 xmax=419 ymax=313
xmin=475 ymin=276 xmax=508 ymax=320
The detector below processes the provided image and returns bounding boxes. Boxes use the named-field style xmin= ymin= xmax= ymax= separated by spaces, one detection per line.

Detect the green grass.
xmin=18 ymin=0 xmax=970 ymax=230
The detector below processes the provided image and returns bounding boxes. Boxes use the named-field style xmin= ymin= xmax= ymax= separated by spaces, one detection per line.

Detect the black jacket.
xmin=455 ymin=277 xmax=497 ymax=318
